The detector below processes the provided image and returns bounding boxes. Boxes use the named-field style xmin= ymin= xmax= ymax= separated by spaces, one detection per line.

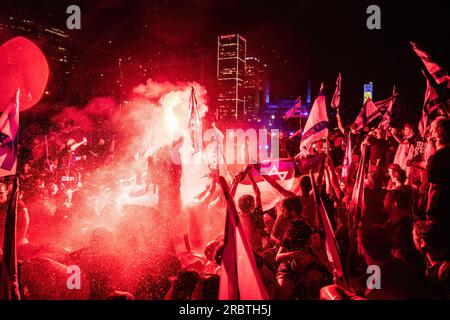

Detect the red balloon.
xmin=0 ymin=36 xmax=49 ymax=112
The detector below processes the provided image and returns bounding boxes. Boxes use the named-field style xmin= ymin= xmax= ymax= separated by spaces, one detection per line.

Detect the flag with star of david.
xmin=0 ymin=89 xmax=20 ymax=178
xmin=235 ymin=159 xmax=302 ymax=211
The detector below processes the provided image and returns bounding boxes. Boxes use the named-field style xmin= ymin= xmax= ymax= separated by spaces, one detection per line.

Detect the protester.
xmin=237 ymin=170 xmax=265 ymax=252
xmin=362 ymin=170 xmax=389 ymax=226
xmin=413 ymin=220 xmax=450 ymax=299
xmin=275 ymin=218 xmax=332 ymax=299
xmin=391 ymin=123 xmax=416 ymax=175
xmin=426 ymin=119 xmax=450 ymax=234
xmin=322 ymin=225 xmax=431 ymax=300
xmin=383 ymin=190 xmax=423 ymax=273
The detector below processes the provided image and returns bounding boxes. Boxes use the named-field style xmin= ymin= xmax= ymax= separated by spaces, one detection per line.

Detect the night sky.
xmin=3 ymin=0 xmax=450 ymax=125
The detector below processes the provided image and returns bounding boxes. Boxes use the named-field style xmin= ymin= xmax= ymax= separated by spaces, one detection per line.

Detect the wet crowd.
xmin=1 ymin=115 xmax=450 ymax=300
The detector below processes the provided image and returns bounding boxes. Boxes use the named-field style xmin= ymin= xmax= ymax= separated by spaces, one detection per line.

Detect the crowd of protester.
xmin=0 ymin=112 xmax=450 ymax=300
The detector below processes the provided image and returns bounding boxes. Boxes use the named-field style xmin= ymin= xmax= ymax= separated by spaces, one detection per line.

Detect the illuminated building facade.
xmin=216 ymin=34 xmax=246 ymax=120
xmin=244 ymin=56 xmax=268 ymax=120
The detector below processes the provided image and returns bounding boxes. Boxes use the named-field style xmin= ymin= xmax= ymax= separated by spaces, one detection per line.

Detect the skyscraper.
xmin=216 ymin=34 xmax=246 ymax=120
xmin=244 ymin=56 xmax=268 ymax=119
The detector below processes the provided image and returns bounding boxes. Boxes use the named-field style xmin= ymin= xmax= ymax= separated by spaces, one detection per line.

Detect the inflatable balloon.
xmin=0 ymin=36 xmax=49 ymax=112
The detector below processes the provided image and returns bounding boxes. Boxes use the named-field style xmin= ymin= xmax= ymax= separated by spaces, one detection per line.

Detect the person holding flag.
xmin=217 ymin=175 xmax=269 ymax=300
xmin=296 ymin=84 xmax=329 ymax=158
xmin=0 ymin=89 xmax=26 ymax=300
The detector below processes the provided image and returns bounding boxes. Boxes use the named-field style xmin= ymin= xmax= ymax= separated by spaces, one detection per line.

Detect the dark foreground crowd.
xmin=0 ymin=116 xmax=450 ymax=300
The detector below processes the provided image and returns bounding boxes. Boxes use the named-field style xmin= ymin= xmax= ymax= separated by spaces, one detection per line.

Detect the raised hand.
xmin=236 ymin=171 xmax=247 ymax=183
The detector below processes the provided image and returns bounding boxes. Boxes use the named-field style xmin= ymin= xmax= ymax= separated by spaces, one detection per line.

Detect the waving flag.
xmin=310 ymin=171 xmax=344 ymax=278
xmin=188 ymin=87 xmax=202 ymax=153
xmin=210 ymin=123 xmax=224 ymax=169
xmin=235 ymin=159 xmax=301 ymax=210
xmin=285 ymin=96 xmax=302 ymax=118
xmin=411 ymin=42 xmax=450 ymax=89
xmin=377 ymin=86 xmax=397 ymax=130
xmin=419 ymin=71 xmax=442 ymax=137
xmin=218 ymin=176 xmax=269 ymax=300
xmin=354 ymin=95 xmax=396 ymax=130
xmin=0 ymin=177 xmax=21 ymax=300
xmin=331 ymin=73 xmax=342 ymax=109
xmin=341 ymin=132 xmax=352 ymax=181
xmin=0 ymin=89 xmax=20 ymax=178
xmin=348 ymin=145 xmax=367 ymax=231
xmin=346 ymin=146 xmax=367 ymax=276
xmin=298 ymin=94 xmax=329 ymax=157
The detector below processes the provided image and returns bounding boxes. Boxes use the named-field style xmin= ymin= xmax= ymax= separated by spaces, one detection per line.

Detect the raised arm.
xmin=70 ymin=137 xmax=87 ymax=152
xmin=276 ymin=246 xmax=306 ymax=264
xmin=248 ymin=170 xmax=262 ymax=209
xmin=230 ymin=165 xmax=252 ymax=198
xmin=389 ymin=127 xmax=403 ymax=144
xmin=336 ymin=108 xmax=345 ymax=135
xmin=198 ymin=176 xmax=218 ymax=205
xmin=326 ymin=155 xmax=344 ymax=201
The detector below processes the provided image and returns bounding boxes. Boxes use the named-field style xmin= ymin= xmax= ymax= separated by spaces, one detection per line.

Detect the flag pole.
xmin=345 ymin=144 xmax=367 ymax=278
xmin=0 ymin=89 xmax=21 ymax=300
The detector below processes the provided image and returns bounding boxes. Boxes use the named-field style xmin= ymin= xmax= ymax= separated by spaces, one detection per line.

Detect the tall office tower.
xmin=217 ymin=34 xmax=246 ymax=121
xmin=243 ymin=56 xmax=268 ymax=120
